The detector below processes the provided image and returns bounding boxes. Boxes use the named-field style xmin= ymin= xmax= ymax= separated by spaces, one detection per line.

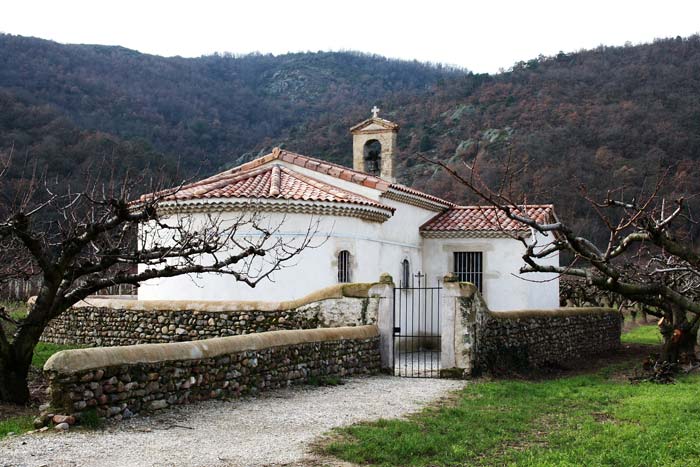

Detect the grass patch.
xmin=78 ymin=408 xmax=104 ymax=430
xmin=1 ymin=300 xmax=28 ymax=319
xmin=0 ymin=415 xmax=34 ymax=439
xmin=622 ymin=324 xmax=663 ymax=345
xmin=32 ymin=342 xmax=82 ymax=368
xmin=0 ymin=300 xmax=28 ymax=338
xmin=323 ymin=367 xmax=700 ymax=466
xmin=308 ymin=375 xmax=344 ymax=387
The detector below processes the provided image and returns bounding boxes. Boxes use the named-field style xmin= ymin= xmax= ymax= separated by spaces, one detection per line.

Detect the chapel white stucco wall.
xmin=138 ymin=197 xmax=439 ymax=302
xmin=421 ymin=233 xmax=559 ymax=311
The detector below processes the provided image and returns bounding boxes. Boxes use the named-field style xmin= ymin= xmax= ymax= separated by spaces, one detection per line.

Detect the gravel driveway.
xmin=2 ymin=376 xmax=465 ymax=467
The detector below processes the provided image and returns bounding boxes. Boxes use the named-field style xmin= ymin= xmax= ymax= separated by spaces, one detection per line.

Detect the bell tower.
xmin=350 ymin=106 xmax=399 ymax=182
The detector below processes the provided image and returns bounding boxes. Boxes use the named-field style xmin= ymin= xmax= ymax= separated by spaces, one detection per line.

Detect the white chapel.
xmin=138 ymin=109 xmax=560 ymax=311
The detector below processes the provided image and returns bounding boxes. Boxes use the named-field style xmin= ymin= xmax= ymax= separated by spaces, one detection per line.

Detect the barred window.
xmin=401 ymin=259 xmax=410 ymax=287
xmin=338 ymin=250 xmax=351 ymax=283
xmin=454 ymin=251 xmax=483 ymax=292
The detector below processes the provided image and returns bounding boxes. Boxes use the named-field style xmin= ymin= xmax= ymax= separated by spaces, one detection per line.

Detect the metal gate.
xmin=393 ymin=273 xmax=441 ymax=378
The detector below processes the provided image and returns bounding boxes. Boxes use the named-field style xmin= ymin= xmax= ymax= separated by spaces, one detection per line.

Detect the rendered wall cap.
xmin=45 ymin=325 xmax=379 ymax=374
xmin=487 ymin=307 xmax=619 ymax=319
xmin=70 ymin=282 xmax=379 ymax=313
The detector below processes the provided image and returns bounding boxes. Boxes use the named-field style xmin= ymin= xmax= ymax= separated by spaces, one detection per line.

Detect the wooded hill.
xmin=1 ymin=34 xmax=699 ymax=242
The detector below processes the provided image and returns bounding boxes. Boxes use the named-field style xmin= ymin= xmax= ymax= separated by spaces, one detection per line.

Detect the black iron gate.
xmin=393 ymin=272 xmax=441 ymax=378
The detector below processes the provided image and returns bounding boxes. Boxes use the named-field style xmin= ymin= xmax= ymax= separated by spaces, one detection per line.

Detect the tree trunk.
xmin=659 ymin=305 xmax=698 ymax=364
xmin=0 ymin=289 xmax=55 ymax=405
xmin=0 ymin=353 xmax=31 ymax=404
xmin=660 ymin=328 xmax=697 ymax=364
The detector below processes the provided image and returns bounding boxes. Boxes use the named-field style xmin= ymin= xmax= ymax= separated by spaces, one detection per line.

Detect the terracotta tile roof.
xmin=420 ymin=205 xmax=556 ymax=232
xmin=387 ymin=183 xmax=456 ymax=207
xmin=155 ymin=163 xmax=394 ymax=212
xmin=249 ymin=148 xmax=454 ymax=207
xmin=141 ymin=147 xmax=453 ymax=210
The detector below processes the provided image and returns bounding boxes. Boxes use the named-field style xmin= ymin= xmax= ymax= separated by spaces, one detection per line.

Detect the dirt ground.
xmin=0 ymin=368 xmax=47 ymax=423
xmin=1 ymin=376 xmax=466 ymax=467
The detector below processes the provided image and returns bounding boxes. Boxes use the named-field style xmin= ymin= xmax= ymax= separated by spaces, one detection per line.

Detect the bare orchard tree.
xmin=430 ymin=155 xmax=699 ymax=366
xmin=0 ymin=162 xmax=317 ymax=404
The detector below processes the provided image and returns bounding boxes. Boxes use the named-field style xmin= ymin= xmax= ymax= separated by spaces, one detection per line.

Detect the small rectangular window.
xmin=338 ymin=250 xmax=351 ymax=283
xmin=453 ymin=252 xmax=483 ymax=292
xmin=401 ymin=259 xmax=410 ymax=287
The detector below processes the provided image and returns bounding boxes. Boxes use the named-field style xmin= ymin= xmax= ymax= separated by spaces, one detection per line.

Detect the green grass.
xmin=78 ymin=408 xmax=104 ymax=429
xmin=0 ymin=415 xmax=34 ymax=438
xmin=32 ymin=342 xmax=82 ymax=368
xmin=622 ymin=324 xmax=663 ymax=345
xmin=1 ymin=300 xmax=29 ymax=318
xmin=323 ymin=368 xmax=700 ymax=466
xmin=1 ymin=300 xmax=28 ymax=337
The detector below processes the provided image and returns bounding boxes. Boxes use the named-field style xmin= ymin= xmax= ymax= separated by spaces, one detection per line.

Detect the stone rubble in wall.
xmin=42 ymin=338 xmax=381 ymax=423
xmin=41 ymin=298 xmax=378 ymax=347
xmin=475 ymin=312 xmax=622 ymax=370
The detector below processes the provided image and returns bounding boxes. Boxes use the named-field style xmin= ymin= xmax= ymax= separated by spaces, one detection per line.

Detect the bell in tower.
xmin=350 ymin=106 xmax=399 ymax=182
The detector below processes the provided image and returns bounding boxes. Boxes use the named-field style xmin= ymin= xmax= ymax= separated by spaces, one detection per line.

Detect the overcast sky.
xmin=2 ymin=0 xmax=699 ymax=73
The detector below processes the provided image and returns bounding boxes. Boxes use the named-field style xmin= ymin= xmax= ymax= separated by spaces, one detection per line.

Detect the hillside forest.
xmin=1 ymin=33 xmax=699 ymax=246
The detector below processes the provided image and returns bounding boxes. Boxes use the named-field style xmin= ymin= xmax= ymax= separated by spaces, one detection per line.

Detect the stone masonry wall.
xmin=442 ymin=279 xmax=622 ymax=376
xmin=41 ymin=283 xmax=379 ymax=346
xmin=474 ymin=308 xmax=622 ymax=372
xmin=44 ymin=325 xmax=380 ymax=421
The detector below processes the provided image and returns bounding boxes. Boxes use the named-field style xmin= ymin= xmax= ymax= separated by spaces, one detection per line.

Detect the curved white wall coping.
xmin=45 ymin=325 xmax=379 ymax=374
xmin=73 ymin=282 xmax=379 ymax=313
xmin=487 ymin=307 xmax=619 ymax=319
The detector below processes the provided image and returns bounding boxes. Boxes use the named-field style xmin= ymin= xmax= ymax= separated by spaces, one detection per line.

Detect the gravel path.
xmin=2 ymin=376 xmax=465 ymax=467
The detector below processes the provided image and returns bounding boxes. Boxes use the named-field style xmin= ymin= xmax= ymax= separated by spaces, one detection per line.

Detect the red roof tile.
xmin=231 ymin=149 xmax=454 ymax=207
xmin=142 ymin=147 xmax=453 ymax=211
xmin=420 ymin=205 xmax=555 ymax=232
xmin=153 ymin=164 xmax=393 ymax=212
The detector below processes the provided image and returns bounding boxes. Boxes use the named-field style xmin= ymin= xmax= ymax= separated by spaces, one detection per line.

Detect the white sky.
xmin=2 ymin=0 xmax=699 ymax=73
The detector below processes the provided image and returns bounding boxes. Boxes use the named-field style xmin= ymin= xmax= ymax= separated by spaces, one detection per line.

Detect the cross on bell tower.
xmin=371 ymin=105 xmax=380 ymax=118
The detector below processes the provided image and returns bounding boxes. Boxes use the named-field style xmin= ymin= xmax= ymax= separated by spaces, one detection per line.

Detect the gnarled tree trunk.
xmin=0 ymin=351 xmax=31 ymax=404
xmin=0 ymin=291 xmax=55 ymax=405
xmin=659 ymin=305 xmax=699 ymax=364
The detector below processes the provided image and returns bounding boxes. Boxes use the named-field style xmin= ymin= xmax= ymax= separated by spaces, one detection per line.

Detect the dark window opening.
xmin=401 ymin=259 xmax=410 ymax=287
xmin=363 ymin=139 xmax=382 ymax=175
xmin=338 ymin=250 xmax=351 ymax=283
xmin=453 ymin=251 xmax=483 ymax=292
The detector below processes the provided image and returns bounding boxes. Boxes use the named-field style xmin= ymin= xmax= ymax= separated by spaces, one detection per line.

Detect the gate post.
xmin=440 ymin=274 xmax=460 ymax=371
xmin=440 ymin=274 xmax=485 ymax=376
xmin=370 ymin=273 xmax=395 ymax=371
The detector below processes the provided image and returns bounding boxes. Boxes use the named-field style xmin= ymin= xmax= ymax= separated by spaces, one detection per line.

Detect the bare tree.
xmin=0 ymin=161 xmax=317 ymax=404
xmin=429 ymin=154 xmax=699 ymax=366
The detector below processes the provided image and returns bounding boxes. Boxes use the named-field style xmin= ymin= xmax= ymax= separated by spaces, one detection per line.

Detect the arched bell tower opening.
xmin=363 ymin=139 xmax=382 ymax=176
xmin=350 ymin=106 xmax=399 ymax=182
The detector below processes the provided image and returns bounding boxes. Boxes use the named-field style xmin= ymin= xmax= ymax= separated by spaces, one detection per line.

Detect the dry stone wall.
xmin=41 ymin=284 xmax=379 ymax=346
xmin=473 ymin=308 xmax=622 ymax=372
xmin=43 ymin=325 xmax=380 ymax=421
xmin=441 ymin=279 xmax=622 ymax=376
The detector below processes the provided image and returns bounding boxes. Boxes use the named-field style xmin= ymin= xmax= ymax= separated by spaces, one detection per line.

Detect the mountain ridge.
xmin=1 ymin=33 xmax=699 ymax=242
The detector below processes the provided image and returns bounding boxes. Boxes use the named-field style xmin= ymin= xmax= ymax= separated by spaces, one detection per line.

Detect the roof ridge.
xmin=278 ymin=149 xmax=384 ymax=182
xmin=450 ymin=204 xmax=555 ymax=209
xmin=269 ymin=165 xmax=281 ymax=197
xmin=188 ymin=165 xmax=275 ymax=197
xmin=279 ymin=167 xmax=347 ymax=200
xmin=153 ymin=147 xmax=453 ymax=208
xmin=274 ymin=149 xmax=453 ymax=206
xmin=278 ymin=166 xmax=389 ymax=206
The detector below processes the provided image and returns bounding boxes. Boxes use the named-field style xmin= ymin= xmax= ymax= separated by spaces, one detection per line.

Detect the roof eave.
xmin=155 ymin=197 xmax=395 ymax=223
xmin=420 ymin=229 xmax=531 ymax=239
